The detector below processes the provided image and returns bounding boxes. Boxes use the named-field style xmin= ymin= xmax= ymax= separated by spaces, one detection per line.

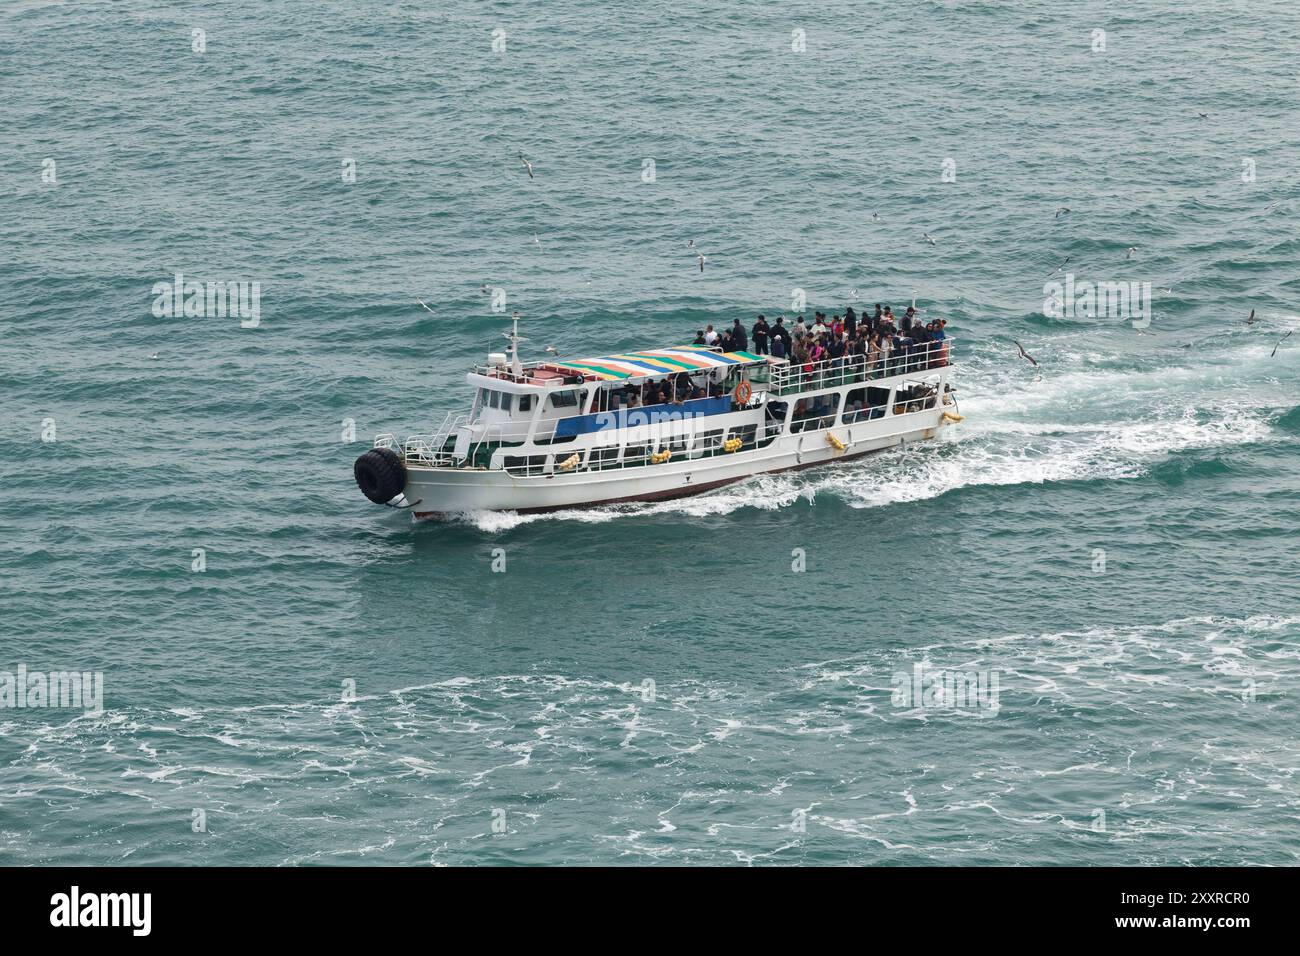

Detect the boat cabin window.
xmin=484 ymin=390 xmax=513 ymax=412
xmin=843 ymin=387 xmax=890 ymax=423
xmin=518 ymin=395 xmax=533 ymax=412
xmin=548 ymin=390 xmax=581 ymax=409
xmin=789 ymin=392 xmax=842 ymax=432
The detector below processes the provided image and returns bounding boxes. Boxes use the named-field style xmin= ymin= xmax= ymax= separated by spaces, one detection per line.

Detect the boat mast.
xmin=505 ymin=311 xmax=525 ymax=378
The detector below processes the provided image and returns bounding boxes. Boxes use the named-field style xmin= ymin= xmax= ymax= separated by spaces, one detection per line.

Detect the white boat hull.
xmin=404 ymin=408 xmax=948 ymax=517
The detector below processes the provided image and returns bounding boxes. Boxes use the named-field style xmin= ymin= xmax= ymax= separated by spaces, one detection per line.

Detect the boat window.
xmin=518 ymin=395 xmax=533 ymax=412
xmin=727 ymin=424 xmax=757 ymax=449
xmin=691 ymin=428 xmax=724 ymax=453
xmin=548 ymin=390 xmax=580 ymax=408
xmin=789 ymin=392 xmax=842 ymax=432
xmin=843 ymin=387 xmax=890 ymax=423
xmin=892 ymin=383 xmax=937 ymax=415
xmin=486 ymin=390 xmax=500 ymax=409
xmin=500 ymin=392 xmax=513 ymax=413
xmin=589 ymin=445 xmax=620 ymax=468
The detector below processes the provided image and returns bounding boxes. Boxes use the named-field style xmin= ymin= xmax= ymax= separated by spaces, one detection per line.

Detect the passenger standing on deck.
xmin=731 ymin=318 xmax=748 ymax=352
xmin=751 ymin=315 xmax=770 ymax=355
xmin=770 ymin=330 xmax=786 ymax=359
xmin=703 ymin=324 xmax=718 ymax=345
xmin=774 ymin=317 xmax=792 ymax=356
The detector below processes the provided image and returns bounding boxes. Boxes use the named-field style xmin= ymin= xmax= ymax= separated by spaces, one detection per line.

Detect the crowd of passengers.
xmin=588 ymin=304 xmax=949 ymax=416
xmin=692 ymin=303 xmax=949 ymax=379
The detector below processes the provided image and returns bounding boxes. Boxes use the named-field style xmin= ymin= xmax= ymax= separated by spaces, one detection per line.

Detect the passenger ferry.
xmin=353 ymin=316 xmax=961 ymax=518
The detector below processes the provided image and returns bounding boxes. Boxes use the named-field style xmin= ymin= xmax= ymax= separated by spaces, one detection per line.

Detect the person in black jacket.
xmin=773 ymin=316 xmax=792 ymax=356
xmin=751 ymin=315 xmax=770 ymax=355
xmin=731 ymin=318 xmax=748 ymax=352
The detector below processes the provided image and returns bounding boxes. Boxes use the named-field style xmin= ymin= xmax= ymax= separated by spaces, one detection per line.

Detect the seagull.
xmin=871 ymin=212 xmax=880 ymax=221
xmin=923 ymin=232 xmax=937 ymax=245
xmin=532 ymin=234 xmax=542 ymax=250
xmin=1054 ymin=206 xmax=1071 ymax=219
xmin=1272 ymin=331 xmax=1293 ymax=357
xmin=687 ymin=239 xmax=706 ymax=272
xmin=544 ymin=345 xmax=559 ymax=355
xmin=1126 ymin=246 xmax=1138 ymax=259
xmin=480 ymin=284 xmax=492 ymax=295
xmin=1013 ymin=340 xmax=1039 ymax=367
xmin=518 ymin=152 xmax=535 ymax=179
xmin=147 ymin=352 xmax=160 ymax=360
xmin=1197 ymin=111 xmax=1209 ymax=119
xmin=416 ymin=298 xmax=437 ymax=315
xmin=1246 ymin=309 xmax=1257 ymax=325
xmin=1047 ymin=255 xmax=1072 ymax=277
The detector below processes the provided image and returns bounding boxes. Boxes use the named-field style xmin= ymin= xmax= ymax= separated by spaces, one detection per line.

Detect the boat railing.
xmin=396 ymin=412 xmax=466 ymax=465
xmin=769 ymin=338 xmax=953 ymax=396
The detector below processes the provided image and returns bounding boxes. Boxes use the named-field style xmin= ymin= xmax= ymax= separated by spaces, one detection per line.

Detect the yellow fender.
xmin=557 ymin=453 xmax=580 ymax=471
xmin=651 ymin=449 xmax=672 ymax=464
xmin=941 ymin=411 xmax=965 ymax=424
xmin=826 ymin=432 xmax=846 ymax=452
xmin=723 ymin=437 xmax=743 ymax=453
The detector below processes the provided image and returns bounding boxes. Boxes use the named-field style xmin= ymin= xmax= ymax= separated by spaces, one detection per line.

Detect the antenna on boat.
xmin=503 ymin=311 xmax=526 ymax=378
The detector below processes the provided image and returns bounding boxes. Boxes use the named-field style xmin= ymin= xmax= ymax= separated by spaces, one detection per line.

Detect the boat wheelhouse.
xmin=353 ymin=317 xmax=961 ymax=517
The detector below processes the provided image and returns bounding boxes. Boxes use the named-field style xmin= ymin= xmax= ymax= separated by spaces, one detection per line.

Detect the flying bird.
xmin=518 ymin=152 xmax=535 ymax=179
xmin=1013 ymin=340 xmax=1039 ymax=367
xmin=1047 ymin=255 xmax=1072 ymax=277
xmin=1054 ymin=206 xmax=1070 ymax=219
xmin=416 ymin=298 xmax=437 ymax=315
xmin=544 ymin=345 xmax=559 ymax=355
xmin=923 ymin=232 xmax=937 ymax=245
xmin=687 ymin=239 xmax=707 ymax=272
xmin=1246 ymin=309 xmax=1257 ymax=325
xmin=1271 ymin=331 xmax=1293 ymax=357
xmin=1126 ymin=246 xmax=1138 ymax=259
xmin=1197 ymin=111 xmax=1209 ymax=119
xmin=871 ymin=212 xmax=880 ymax=221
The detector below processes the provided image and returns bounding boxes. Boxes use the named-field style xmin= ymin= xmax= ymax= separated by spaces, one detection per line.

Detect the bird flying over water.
xmin=923 ymin=232 xmax=937 ymax=245
xmin=688 ymin=239 xmax=707 ymax=272
xmin=518 ymin=152 xmax=535 ymax=179
xmin=1054 ymin=206 xmax=1070 ymax=219
xmin=1013 ymin=340 xmax=1039 ymax=367
xmin=1246 ymin=309 xmax=1257 ymax=325
xmin=1126 ymin=246 xmax=1138 ymax=259
xmin=1272 ymin=331 xmax=1293 ymax=357
xmin=1047 ymin=255 xmax=1072 ymax=277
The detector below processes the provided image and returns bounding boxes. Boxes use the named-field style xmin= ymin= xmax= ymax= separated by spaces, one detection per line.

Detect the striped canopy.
xmin=549 ymin=345 xmax=764 ymax=382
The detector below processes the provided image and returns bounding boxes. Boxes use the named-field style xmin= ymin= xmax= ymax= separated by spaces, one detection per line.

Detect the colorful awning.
xmin=548 ymin=345 xmax=765 ymax=381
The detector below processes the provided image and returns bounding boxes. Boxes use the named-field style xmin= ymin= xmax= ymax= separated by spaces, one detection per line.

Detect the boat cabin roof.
xmin=547 ymin=345 xmax=765 ymax=382
xmin=472 ymin=344 xmax=768 ymax=389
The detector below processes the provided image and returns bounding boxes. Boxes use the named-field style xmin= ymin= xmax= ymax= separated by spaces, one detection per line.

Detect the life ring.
xmin=826 ymin=432 xmax=846 ymax=452
xmin=733 ymin=380 xmax=753 ymax=404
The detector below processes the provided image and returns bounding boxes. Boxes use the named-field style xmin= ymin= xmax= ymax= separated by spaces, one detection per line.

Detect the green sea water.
xmin=1 ymin=0 xmax=1298 ymax=865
